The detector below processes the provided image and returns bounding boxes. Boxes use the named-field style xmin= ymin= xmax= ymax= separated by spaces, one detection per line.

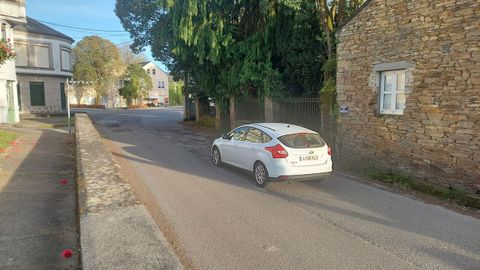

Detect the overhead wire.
xmin=36 ymin=19 xmax=128 ymax=33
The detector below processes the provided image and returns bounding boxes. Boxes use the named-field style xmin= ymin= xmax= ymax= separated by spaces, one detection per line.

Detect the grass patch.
xmin=0 ymin=129 xmax=19 ymax=149
xmin=198 ymin=115 xmax=215 ymax=128
xmin=369 ymin=172 xmax=480 ymax=209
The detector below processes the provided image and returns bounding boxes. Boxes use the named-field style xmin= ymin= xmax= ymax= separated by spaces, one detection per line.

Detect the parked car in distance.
xmin=211 ymin=123 xmax=333 ymax=187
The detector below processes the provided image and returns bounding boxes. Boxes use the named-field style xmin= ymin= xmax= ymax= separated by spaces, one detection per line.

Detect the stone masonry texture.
xmin=336 ymin=0 xmax=480 ymax=193
xmin=75 ymin=113 xmax=183 ymax=270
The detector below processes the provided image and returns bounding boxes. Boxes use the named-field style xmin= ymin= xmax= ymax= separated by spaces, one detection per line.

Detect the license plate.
xmin=299 ymin=155 xmax=318 ymax=162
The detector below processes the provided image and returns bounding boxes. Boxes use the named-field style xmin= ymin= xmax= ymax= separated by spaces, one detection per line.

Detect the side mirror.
xmin=222 ymin=133 xmax=230 ymax=140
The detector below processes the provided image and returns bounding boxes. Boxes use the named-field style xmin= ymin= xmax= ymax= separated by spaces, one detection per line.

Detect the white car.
xmin=211 ymin=123 xmax=333 ymax=187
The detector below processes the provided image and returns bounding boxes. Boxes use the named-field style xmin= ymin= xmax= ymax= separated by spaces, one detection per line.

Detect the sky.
xmin=26 ymin=0 xmax=168 ymax=72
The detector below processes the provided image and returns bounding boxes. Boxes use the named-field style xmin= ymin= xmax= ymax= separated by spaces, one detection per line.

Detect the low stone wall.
xmin=75 ymin=113 xmax=183 ymax=270
xmin=25 ymin=105 xmax=63 ymax=114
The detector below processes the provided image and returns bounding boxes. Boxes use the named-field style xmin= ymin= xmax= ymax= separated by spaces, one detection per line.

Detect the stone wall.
xmin=336 ymin=0 xmax=480 ymax=193
xmin=75 ymin=113 xmax=183 ymax=269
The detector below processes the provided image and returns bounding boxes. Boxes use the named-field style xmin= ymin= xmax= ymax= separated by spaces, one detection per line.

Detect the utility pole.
xmin=183 ymin=73 xmax=189 ymax=121
xmin=65 ymin=78 xmax=71 ymax=133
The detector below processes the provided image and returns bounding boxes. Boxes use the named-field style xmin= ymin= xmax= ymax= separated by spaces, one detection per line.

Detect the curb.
xmin=75 ymin=113 xmax=184 ymax=270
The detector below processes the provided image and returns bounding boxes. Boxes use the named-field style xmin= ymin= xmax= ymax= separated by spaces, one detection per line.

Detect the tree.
xmin=315 ymin=0 xmax=365 ymax=87
xmin=73 ymin=36 xmax=124 ymax=105
xmin=119 ymin=63 xmax=152 ymax=106
xmin=115 ymin=0 xmax=365 ymax=101
xmin=118 ymin=43 xmax=148 ymax=65
xmin=168 ymin=80 xmax=184 ymax=106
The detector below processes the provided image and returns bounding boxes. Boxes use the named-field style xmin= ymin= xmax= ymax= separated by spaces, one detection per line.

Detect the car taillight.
xmin=328 ymin=146 xmax=332 ymax=156
xmin=265 ymin=144 xmax=289 ymax=159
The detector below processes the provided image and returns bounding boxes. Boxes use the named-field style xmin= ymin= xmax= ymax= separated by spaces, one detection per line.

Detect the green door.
xmin=17 ymin=82 xmax=21 ymax=111
xmin=60 ymin=83 xmax=66 ymax=110
xmin=30 ymin=82 xmax=45 ymax=106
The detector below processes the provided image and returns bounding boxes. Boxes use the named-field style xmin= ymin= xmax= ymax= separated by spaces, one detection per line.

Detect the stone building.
xmin=13 ymin=17 xmax=74 ymax=114
xmin=336 ymin=0 xmax=479 ymax=193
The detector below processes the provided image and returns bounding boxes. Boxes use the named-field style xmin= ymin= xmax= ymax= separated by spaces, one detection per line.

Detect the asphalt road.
xmin=82 ymin=107 xmax=480 ymax=270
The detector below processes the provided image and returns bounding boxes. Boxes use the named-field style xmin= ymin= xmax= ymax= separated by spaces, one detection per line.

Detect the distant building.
xmin=13 ymin=16 xmax=74 ymax=114
xmin=0 ymin=0 xmax=25 ymax=123
xmin=141 ymin=61 xmax=169 ymax=105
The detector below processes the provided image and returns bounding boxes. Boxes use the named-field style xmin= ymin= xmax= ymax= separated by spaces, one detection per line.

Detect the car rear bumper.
xmin=271 ymin=172 xmax=332 ymax=182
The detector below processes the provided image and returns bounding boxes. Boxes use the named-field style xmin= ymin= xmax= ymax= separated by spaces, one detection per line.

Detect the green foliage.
xmin=0 ymin=40 xmax=16 ymax=65
xmin=169 ymin=81 xmax=184 ymax=106
xmin=73 ymin=36 xmax=124 ymax=104
xmin=320 ymin=78 xmax=336 ymax=94
xmin=115 ymin=0 xmax=365 ymax=101
xmin=272 ymin=1 xmax=325 ymax=96
xmin=369 ymin=172 xmax=480 ymax=209
xmin=198 ymin=115 xmax=215 ymax=128
xmin=119 ymin=63 xmax=153 ymax=105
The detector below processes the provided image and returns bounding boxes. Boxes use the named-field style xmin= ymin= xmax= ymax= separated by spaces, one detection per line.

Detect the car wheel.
xmin=254 ymin=162 xmax=269 ymax=188
xmin=212 ymin=147 xmax=222 ymax=166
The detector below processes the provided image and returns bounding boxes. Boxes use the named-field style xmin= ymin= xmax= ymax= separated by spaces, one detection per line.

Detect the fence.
xmin=231 ymin=95 xmax=337 ymax=148
xmin=270 ymin=97 xmax=322 ymax=133
xmin=233 ymin=97 xmax=265 ymax=126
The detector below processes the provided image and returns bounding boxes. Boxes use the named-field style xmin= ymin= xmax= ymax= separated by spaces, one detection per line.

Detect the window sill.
xmin=380 ymin=110 xmax=404 ymax=116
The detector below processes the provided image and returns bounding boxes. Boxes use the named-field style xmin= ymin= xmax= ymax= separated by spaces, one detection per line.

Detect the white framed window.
xmin=33 ymin=44 xmax=51 ymax=68
xmin=60 ymin=47 xmax=71 ymax=71
xmin=158 ymin=81 xmax=165 ymax=88
xmin=147 ymin=69 xmax=150 ymax=74
xmin=15 ymin=42 xmax=28 ymax=67
xmin=152 ymin=69 xmax=156 ymax=75
xmin=380 ymin=70 xmax=406 ymax=115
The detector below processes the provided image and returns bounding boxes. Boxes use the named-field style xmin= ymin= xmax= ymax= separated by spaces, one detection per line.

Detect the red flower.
xmin=61 ymin=249 xmax=73 ymax=258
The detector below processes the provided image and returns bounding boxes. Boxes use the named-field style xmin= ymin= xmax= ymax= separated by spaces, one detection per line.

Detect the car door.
xmin=236 ymin=128 xmax=264 ymax=170
xmin=221 ymin=127 xmax=248 ymax=166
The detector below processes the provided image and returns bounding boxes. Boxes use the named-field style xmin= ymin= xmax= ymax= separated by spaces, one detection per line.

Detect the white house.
xmin=0 ymin=0 xmax=25 ymax=123
xmin=141 ymin=61 xmax=169 ymax=105
xmin=13 ymin=16 xmax=74 ymax=114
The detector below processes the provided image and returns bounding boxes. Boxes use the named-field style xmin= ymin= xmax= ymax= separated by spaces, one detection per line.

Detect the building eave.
xmin=336 ymin=0 xmax=374 ymax=36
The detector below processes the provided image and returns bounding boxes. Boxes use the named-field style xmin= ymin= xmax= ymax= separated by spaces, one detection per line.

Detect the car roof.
xmin=240 ymin=123 xmax=318 ymax=137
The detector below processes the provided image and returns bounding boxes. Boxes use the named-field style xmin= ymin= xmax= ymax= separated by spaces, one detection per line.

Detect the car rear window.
xmin=278 ymin=133 xmax=326 ymax=148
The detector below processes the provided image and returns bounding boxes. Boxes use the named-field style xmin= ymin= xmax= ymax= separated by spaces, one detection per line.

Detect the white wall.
xmin=0 ymin=21 xmax=16 ymax=81
xmin=0 ymin=0 xmax=26 ymax=23
xmin=143 ymin=62 xmax=169 ymax=100
xmin=0 ymin=20 xmax=19 ymax=123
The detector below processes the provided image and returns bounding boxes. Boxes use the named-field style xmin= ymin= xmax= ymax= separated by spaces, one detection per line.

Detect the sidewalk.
xmin=0 ymin=125 xmax=79 ymax=269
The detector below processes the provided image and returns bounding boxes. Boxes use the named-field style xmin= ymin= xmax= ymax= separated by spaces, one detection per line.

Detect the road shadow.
xmin=0 ymin=128 xmax=80 ymax=269
xmin=86 ymin=109 xmax=480 ymax=269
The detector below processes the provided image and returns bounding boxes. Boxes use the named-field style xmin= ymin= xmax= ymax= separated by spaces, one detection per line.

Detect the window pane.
xmin=397 ymin=73 xmax=406 ymax=92
xmin=33 ymin=45 xmax=50 ymax=68
xmin=15 ymin=43 xmax=28 ymax=66
xmin=383 ymin=94 xmax=392 ymax=109
xmin=245 ymin=128 xmax=263 ymax=143
xmin=384 ymin=74 xmax=394 ymax=92
xmin=230 ymin=127 xmax=248 ymax=141
xmin=278 ymin=133 xmax=326 ymax=148
xmin=396 ymin=93 xmax=406 ymax=110
xmin=262 ymin=133 xmax=272 ymax=143
xmin=61 ymin=49 xmax=71 ymax=70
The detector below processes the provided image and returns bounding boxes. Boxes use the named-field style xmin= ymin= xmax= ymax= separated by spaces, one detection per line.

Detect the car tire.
xmin=254 ymin=162 xmax=269 ymax=188
xmin=212 ymin=147 xmax=222 ymax=166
